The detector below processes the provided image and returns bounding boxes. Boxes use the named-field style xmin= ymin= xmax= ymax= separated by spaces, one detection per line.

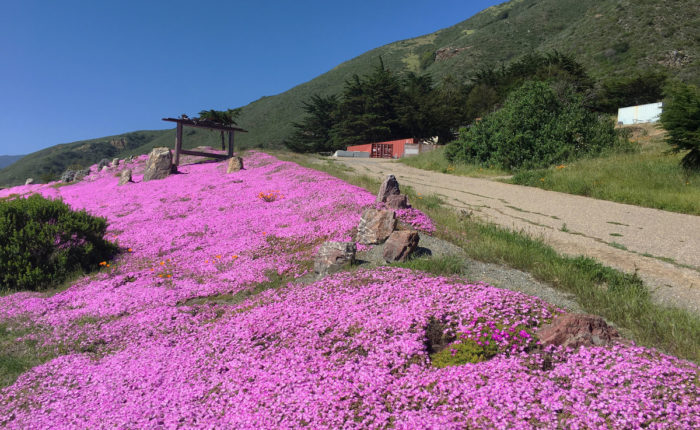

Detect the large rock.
xmin=143 ymin=147 xmax=173 ymax=181
xmin=227 ymin=156 xmax=244 ymax=173
xmin=356 ymin=208 xmax=396 ymax=244
xmin=118 ymin=168 xmax=132 ymax=186
xmin=60 ymin=170 xmax=77 ymax=182
xmin=111 ymin=158 xmax=120 ymax=167
xmin=97 ymin=158 xmax=111 ymax=170
xmin=537 ymin=314 xmax=620 ymax=349
xmin=376 ymin=174 xmax=401 ymax=203
xmin=383 ymin=230 xmax=420 ymax=262
xmin=385 ymin=194 xmax=410 ymax=209
xmin=314 ymin=241 xmax=356 ymax=276
xmin=25 ymin=178 xmax=34 ymax=185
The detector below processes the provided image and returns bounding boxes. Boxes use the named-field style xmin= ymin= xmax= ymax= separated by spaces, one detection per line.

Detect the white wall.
xmin=617 ymin=102 xmax=663 ymax=125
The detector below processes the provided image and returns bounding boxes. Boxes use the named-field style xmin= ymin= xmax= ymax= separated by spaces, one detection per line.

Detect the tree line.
xmin=286 ymin=52 xmax=667 ymax=154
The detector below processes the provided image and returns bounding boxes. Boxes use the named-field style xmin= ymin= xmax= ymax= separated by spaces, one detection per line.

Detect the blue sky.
xmin=0 ymin=0 xmax=503 ymax=156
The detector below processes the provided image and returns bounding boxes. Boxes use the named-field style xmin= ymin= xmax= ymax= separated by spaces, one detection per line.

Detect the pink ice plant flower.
xmin=0 ymin=153 xmax=697 ymax=428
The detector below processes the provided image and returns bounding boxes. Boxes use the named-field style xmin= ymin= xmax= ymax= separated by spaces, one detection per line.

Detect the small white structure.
xmin=617 ymin=102 xmax=663 ymax=125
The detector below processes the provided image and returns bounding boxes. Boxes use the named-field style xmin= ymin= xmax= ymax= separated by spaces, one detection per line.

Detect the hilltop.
xmin=2 ymin=0 xmax=698 ymax=187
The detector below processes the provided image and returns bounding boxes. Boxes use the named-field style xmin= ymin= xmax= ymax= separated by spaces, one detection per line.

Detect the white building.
xmin=617 ymin=102 xmax=663 ymax=125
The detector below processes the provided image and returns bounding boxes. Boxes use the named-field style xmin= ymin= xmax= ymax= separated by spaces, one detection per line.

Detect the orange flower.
xmin=232 ymin=255 xmax=239 ymax=259
xmin=127 ymin=248 xmax=133 ymax=253
xmin=99 ymin=261 xmax=107 ymax=266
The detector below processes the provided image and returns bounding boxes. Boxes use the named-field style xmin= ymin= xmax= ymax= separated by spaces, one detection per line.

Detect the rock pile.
xmin=314 ymin=174 xmax=420 ymax=276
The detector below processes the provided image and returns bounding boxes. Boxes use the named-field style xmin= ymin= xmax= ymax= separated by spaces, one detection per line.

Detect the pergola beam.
xmin=162 ymin=117 xmax=248 ymax=167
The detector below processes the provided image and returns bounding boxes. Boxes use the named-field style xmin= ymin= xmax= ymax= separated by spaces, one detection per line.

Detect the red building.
xmin=347 ymin=138 xmax=418 ymax=158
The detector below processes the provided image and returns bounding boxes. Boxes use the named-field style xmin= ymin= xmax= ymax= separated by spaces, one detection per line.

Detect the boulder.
xmin=101 ymin=166 xmax=109 ymax=172
xmin=537 ymin=314 xmax=620 ymax=349
xmin=385 ymin=194 xmax=410 ymax=209
xmin=75 ymin=168 xmax=90 ymax=181
xmin=97 ymin=158 xmax=111 ymax=170
xmin=314 ymin=241 xmax=356 ymax=276
xmin=227 ymin=156 xmax=244 ymax=173
xmin=111 ymin=158 xmax=120 ymax=167
xmin=25 ymin=178 xmax=34 ymax=185
xmin=376 ymin=174 xmax=401 ymax=203
xmin=383 ymin=230 xmax=420 ymax=262
xmin=60 ymin=170 xmax=77 ymax=183
xmin=118 ymin=168 xmax=132 ymax=186
xmin=356 ymin=208 xmax=396 ymax=244
xmin=143 ymin=147 xmax=173 ymax=181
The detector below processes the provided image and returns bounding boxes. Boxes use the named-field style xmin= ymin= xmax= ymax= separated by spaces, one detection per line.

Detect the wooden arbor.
xmin=162 ymin=117 xmax=248 ymax=167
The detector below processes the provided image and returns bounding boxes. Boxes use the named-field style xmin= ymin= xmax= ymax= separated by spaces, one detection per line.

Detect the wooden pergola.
xmin=162 ymin=117 xmax=248 ymax=166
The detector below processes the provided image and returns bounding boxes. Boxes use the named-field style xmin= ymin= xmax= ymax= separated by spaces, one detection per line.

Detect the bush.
xmin=0 ymin=194 xmax=117 ymax=291
xmin=446 ymin=81 xmax=619 ymax=171
xmin=660 ymin=82 xmax=700 ymax=171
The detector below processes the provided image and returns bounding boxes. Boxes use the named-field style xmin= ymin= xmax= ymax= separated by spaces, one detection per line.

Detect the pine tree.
xmin=660 ymin=82 xmax=700 ymax=170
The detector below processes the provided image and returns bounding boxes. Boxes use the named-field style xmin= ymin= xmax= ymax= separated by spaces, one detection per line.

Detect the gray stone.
xmin=60 ymin=170 xmax=77 ymax=183
xmin=76 ymin=168 xmax=90 ymax=181
xmin=356 ymin=208 xmax=396 ymax=244
xmin=376 ymin=174 xmax=401 ymax=203
xmin=111 ymin=158 xmax=120 ymax=167
xmin=143 ymin=147 xmax=173 ymax=181
xmin=226 ymin=156 xmax=244 ymax=173
xmin=385 ymin=194 xmax=410 ymax=209
xmin=314 ymin=241 xmax=356 ymax=276
xmin=537 ymin=314 xmax=620 ymax=349
xmin=101 ymin=166 xmax=109 ymax=172
xmin=98 ymin=158 xmax=111 ymax=170
xmin=25 ymin=178 xmax=34 ymax=185
xmin=383 ymin=230 xmax=420 ymax=262
xmin=118 ymin=168 xmax=132 ymax=186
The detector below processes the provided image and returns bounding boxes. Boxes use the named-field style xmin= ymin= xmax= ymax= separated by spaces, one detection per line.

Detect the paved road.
xmin=332 ymin=157 xmax=700 ymax=314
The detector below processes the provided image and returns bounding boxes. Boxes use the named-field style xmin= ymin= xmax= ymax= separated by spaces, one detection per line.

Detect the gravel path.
xmin=332 ymin=157 xmax=700 ymax=314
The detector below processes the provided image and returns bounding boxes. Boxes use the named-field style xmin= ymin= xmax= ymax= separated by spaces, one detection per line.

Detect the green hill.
xmin=2 ymin=0 xmax=698 ymax=187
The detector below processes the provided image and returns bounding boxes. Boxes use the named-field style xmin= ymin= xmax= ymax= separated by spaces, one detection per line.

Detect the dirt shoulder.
xmin=332 ymin=157 xmax=700 ymax=314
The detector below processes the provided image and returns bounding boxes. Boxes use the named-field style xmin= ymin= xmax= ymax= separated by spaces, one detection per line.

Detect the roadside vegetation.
xmin=510 ymin=128 xmax=700 ymax=215
xmin=272 ymin=150 xmax=700 ymax=363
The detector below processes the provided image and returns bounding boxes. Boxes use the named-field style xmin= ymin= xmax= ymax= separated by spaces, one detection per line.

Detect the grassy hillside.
xmin=2 ymin=0 xmax=698 ymax=186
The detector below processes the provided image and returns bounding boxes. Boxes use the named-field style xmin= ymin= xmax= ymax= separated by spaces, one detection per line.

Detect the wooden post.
xmin=228 ymin=131 xmax=234 ymax=158
xmin=174 ymin=122 xmax=183 ymax=166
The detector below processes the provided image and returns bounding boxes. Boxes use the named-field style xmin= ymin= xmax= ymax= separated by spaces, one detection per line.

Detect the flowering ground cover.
xmin=0 ymin=152 xmax=698 ymax=428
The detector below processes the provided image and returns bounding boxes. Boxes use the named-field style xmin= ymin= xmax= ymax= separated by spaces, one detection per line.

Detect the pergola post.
xmin=174 ymin=122 xmax=183 ymax=166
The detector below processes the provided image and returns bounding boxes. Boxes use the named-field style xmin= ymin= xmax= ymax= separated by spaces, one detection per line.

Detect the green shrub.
xmin=445 ymin=81 xmax=619 ymax=171
xmin=660 ymin=82 xmax=700 ymax=171
xmin=0 ymin=194 xmax=117 ymax=291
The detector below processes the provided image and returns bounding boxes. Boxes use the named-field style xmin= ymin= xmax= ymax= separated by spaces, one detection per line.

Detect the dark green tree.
xmin=331 ymin=59 xmax=406 ymax=147
xmin=660 ymin=82 xmax=700 ymax=170
xmin=285 ymin=94 xmax=339 ymax=153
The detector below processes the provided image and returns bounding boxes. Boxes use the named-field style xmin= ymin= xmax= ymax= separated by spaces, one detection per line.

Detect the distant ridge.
xmin=2 ymin=0 xmax=698 ymax=187
xmin=0 ymin=155 xmax=25 ymax=171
